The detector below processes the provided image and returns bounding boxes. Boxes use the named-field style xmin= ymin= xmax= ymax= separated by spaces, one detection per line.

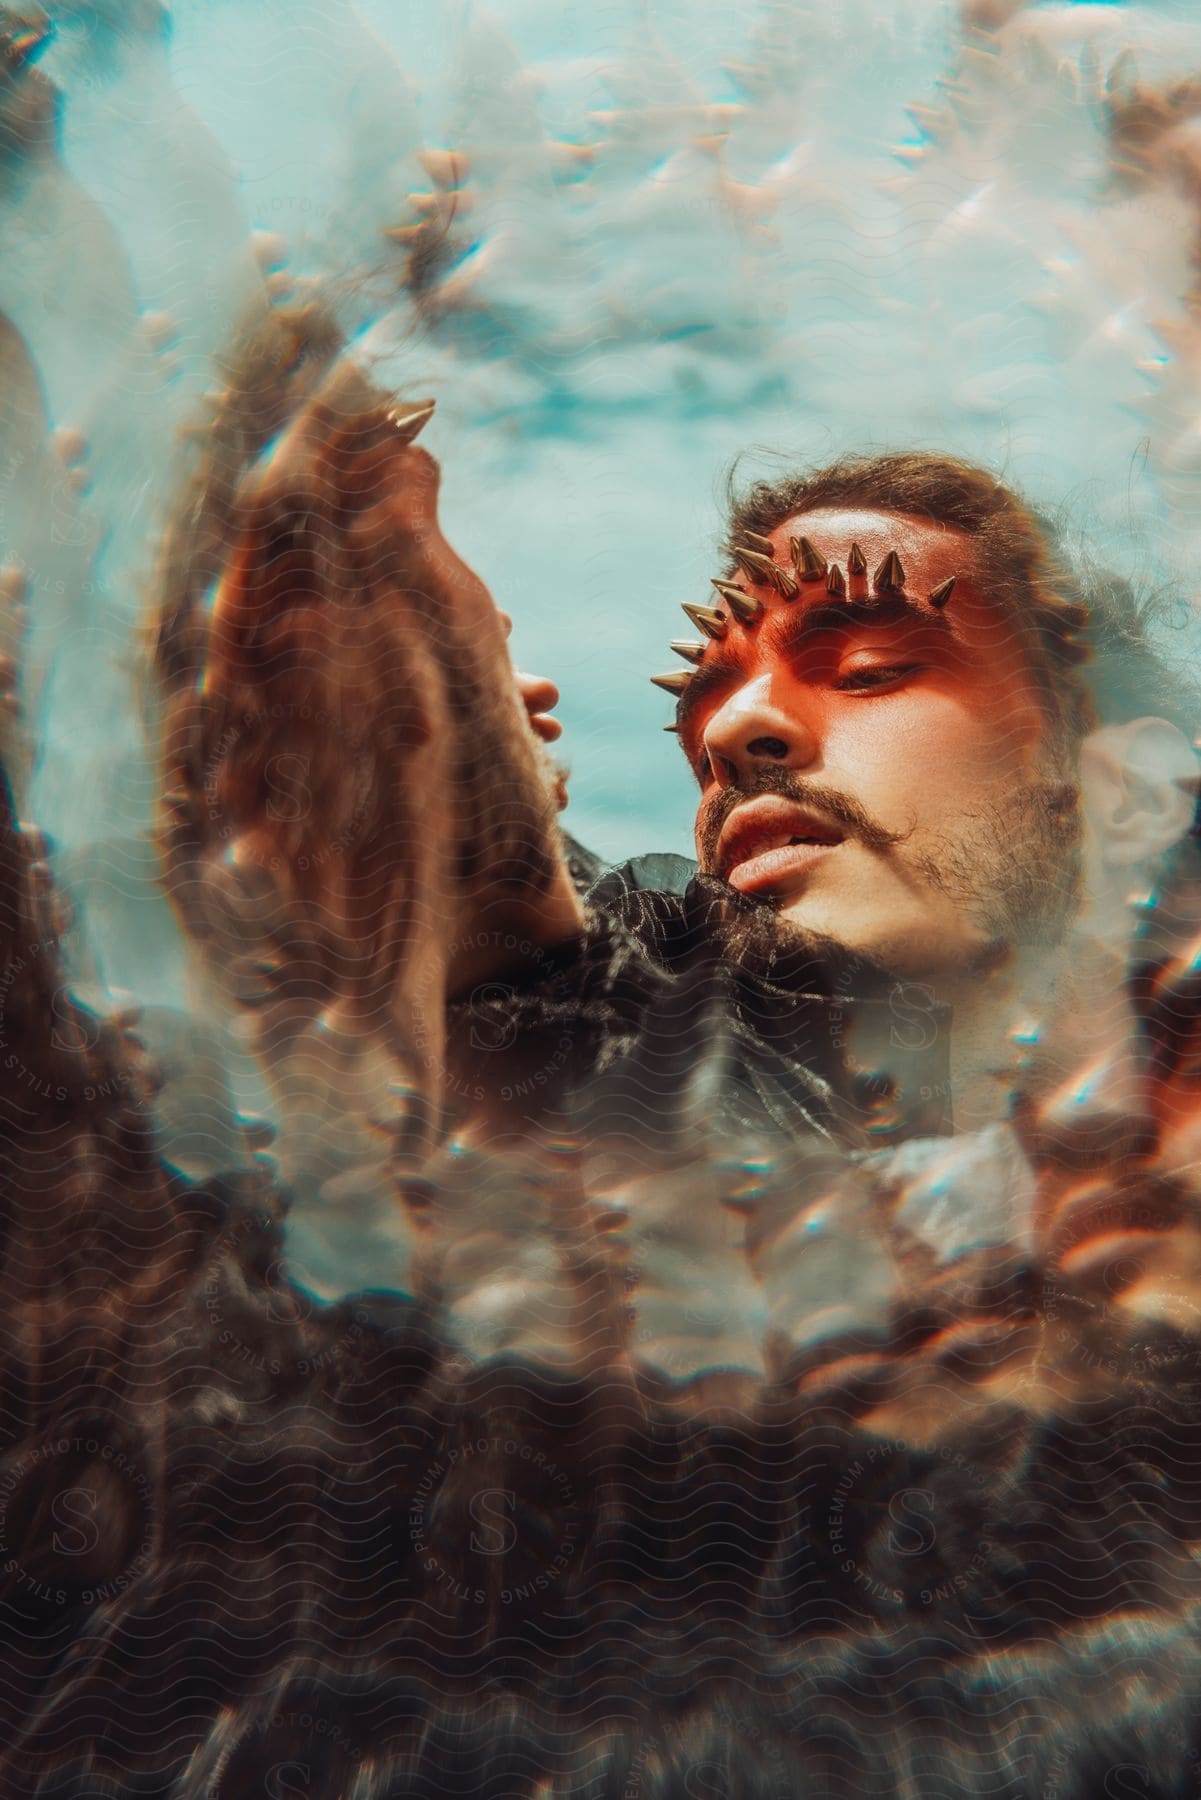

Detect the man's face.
xmin=682 ymin=507 xmax=1083 ymax=985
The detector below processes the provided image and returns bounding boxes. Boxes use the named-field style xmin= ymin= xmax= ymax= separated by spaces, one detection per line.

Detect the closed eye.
xmin=834 ymin=663 xmax=922 ymax=692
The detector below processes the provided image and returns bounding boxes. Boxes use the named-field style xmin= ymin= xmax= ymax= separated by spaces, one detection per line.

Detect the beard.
xmin=910 ymin=776 xmax=1084 ymax=953
xmin=695 ymin=763 xmax=1085 ymax=973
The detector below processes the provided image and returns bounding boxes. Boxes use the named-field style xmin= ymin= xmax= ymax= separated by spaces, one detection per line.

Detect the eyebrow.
xmin=674 ymin=594 xmax=954 ymax=741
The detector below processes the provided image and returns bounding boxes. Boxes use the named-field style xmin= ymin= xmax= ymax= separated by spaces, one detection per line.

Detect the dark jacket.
xmin=448 ymin=837 xmax=952 ymax=1154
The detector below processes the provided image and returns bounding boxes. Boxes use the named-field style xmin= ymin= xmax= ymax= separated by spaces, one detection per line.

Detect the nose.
xmin=700 ymin=673 xmax=820 ymax=787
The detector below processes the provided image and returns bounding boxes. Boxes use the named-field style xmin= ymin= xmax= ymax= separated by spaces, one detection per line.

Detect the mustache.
xmin=696 ymin=766 xmax=906 ymax=871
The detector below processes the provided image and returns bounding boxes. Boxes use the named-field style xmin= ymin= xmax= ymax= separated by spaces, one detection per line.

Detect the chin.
xmin=774 ymin=897 xmax=900 ymax=965
xmin=776 ymin=892 xmax=987 ymax=983
xmin=716 ymin=895 xmax=899 ymax=1003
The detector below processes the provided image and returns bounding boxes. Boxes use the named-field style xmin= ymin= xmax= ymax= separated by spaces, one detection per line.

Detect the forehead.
xmin=720 ymin=506 xmax=984 ymax=653
xmin=724 ymin=506 xmax=1000 ymax=657
xmin=762 ymin=506 xmax=976 ymax=574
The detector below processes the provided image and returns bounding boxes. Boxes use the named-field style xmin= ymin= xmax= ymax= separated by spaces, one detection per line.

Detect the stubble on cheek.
xmin=907 ymin=778 xmax=1084 ymax=951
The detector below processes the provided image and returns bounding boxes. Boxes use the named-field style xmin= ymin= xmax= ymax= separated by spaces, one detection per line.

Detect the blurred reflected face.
xmin=681 ymin=508 xmax=1082 ymax=984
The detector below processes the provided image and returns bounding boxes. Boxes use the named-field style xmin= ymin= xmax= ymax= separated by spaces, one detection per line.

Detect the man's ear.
xmin=1078 ymin=717 xmax=1198 ymax=868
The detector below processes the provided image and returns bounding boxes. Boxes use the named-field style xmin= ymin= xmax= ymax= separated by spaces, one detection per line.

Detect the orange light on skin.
xmin=679 ymin=507 xmax=1056 ymax=992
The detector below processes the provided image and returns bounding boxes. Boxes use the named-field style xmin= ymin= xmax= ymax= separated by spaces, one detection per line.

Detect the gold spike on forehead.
xmin=670 ymin=639 xmax=707 ymax=665
xmin=711 ymin=583 xmax=764 ymax=624
xmin=651 ymin=670 xmax=692 ymax=696
xmin=790 ymin=536 xmax=827 ymax=580
xmin=385 ymin=398 xmax=437 ymax=442
xmin=712 ymin=577 xmax=750 ymax=605
xmin=874 ymin=549 xmax=905 ymax=591
xmin=928 ymin=574 xmax=957 ymax=608
xmin=732 ymin=548 xmax=793 ymax=597
xmin=846 ymin=541 xmax=867 ymax=576
xmin=729 ymin=547 xmax=765 ymax=584
xmin=682 ymin=602 xmax=728 ymax=641
xmin=741 ymin=530 xmax=777 ymax=555
xmin=732 ymin=545 xmax=783 ymax=584
xmin=826 ymin=562 xmax=845 ymax=597
xmin=723 ymin=554 xmax=795 ymax=602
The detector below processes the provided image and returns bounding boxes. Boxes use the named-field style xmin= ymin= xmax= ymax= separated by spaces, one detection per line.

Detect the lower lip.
xmin=726 ymin=841 xmax=840 ymax=894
